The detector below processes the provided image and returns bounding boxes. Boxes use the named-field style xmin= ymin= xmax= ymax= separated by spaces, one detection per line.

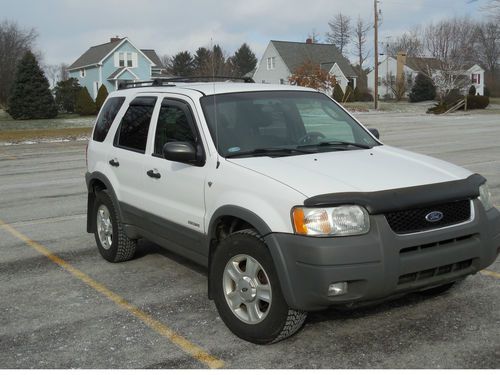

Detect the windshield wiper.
xmin=299 ymin=140 xmax=373 ymax=150
xmin=225 ymin=147 xmax=314 ymax=158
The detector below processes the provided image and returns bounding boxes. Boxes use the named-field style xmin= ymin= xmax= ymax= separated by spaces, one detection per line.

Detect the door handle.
xmin=147 ymin=169 xmax=161 ymax=179
xmin=109 ymin=158 xmax=119 ymax=167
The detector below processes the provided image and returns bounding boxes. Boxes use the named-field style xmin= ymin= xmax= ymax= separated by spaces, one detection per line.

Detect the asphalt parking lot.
xmin=0 ymin=111 xmax=499 ymax=369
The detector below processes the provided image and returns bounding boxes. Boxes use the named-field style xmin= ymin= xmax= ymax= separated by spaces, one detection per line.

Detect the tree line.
xmin=161 ymin=43 xmax=257 ymax=78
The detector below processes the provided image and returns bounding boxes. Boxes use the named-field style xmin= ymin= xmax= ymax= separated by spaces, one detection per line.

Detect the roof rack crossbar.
xmin=117 ymin=76 xmax=254 ymax=90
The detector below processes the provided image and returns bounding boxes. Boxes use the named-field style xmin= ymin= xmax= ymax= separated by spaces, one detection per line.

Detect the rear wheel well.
xmin=87 ymin=179 xmax=108 ymax=233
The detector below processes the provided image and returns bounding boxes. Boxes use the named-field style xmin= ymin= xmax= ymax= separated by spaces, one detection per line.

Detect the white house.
xmin=367 ymin=56 xmax=485 ymax=98
xmin=253 ymin=40 xmax=357 ymax=93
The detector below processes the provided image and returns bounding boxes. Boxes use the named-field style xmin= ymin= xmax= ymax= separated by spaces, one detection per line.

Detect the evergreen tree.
xmin=54 ymin=78 xmax=81 ymax=113
xmin=7 ymin=51 xmax=58 ymax=119
xmin=171 ymin=51 xmax=195 ymax=77
xmin=409 ymin=73 xmax=436 ymax=102
xmin=193 ymin=47 xmax=211 ymax=76
xmin=75 ymin=87 xmax=96 ymax=116
xmin=211 ymin=44 xmax=228 ymax=76
xmin=353 ymin=86 xmax=361 ymax=101
xmin=95 ymin=84 xmax=109 ymax=111
xmin=332 ymin=83 xmax=344 ymax=102
xmin=231 ymin=43 xmax=257 ymax=76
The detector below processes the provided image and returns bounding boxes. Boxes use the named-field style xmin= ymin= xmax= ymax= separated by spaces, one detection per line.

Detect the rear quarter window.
xmin=93 ymin=97 xmax=126 ymax=142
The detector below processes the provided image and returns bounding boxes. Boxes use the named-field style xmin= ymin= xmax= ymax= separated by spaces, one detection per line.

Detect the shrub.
xmin=468 ymin=85 xmax=476 ymax=95
xmin=343 ymin=85 xmax=354 ymax=102
xmin=7 ymin=51 xmax=58 ymax=119
xmin=95 ymin=85 xmax=109 ymax=112
xmin=466 ymin=95 xmax=489 ymax=109
xmin=409 ymin=73 xmax=436 ymax=102
xmin=54 ymin=78 xmax=81 ymax=113
xmin=75 ymin=87 xmax=96 ymax=116
xmin=484 ymin=86 xmax=491 ymax=97
xmin=332 ymin=83 xmax=344 ymax=102
xmin=360 ymin=91 xmax=374 ymax=102
xmin=443 ymin=89 xmax=462 ymax=106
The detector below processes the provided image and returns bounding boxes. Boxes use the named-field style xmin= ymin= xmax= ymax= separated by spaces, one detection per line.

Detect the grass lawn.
xmin=0 ymin=109 xmax=94 ymax=142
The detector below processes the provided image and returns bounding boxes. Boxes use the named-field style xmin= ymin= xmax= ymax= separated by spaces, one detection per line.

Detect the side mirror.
xmin=368 ymin=128 xmax=380 ymax=139
xmin=162 ymin=142 xmax=197 ymax=164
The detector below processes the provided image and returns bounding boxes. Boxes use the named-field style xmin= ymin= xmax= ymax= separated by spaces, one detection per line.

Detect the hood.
xmin=226 ymin=145 xmax=472 ymax=198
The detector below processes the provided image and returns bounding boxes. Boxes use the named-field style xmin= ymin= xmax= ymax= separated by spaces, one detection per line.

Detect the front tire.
xmin=212 ymin=229 xmax=306 ymax=344
xmin=93 ymin=190 xmax=136 ymax=263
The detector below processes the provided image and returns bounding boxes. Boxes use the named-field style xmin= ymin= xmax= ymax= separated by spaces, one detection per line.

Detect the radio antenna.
xmin=211 ymin=37 xmax=220 ymax=169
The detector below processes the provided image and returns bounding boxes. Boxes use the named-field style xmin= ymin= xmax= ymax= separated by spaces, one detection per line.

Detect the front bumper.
xmin=265 ymin=199 xmax=500 ymax=311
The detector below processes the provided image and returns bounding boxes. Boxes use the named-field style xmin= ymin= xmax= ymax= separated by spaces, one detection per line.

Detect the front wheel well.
xmin=208 ymin=216 xmax=259 ymax=299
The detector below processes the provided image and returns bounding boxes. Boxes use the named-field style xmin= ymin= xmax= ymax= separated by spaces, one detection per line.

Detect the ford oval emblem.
xmin=425 ymin=211 xmax=444 ymax=223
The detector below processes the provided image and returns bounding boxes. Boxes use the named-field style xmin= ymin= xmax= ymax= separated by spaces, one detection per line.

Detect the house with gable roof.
xmin=367 ymin=55 xmax=485 ymax=98
xmin=68 ymin=37 xmax=163 ymax=99
xmin=253 ymin=39 xmax=357 ymax=92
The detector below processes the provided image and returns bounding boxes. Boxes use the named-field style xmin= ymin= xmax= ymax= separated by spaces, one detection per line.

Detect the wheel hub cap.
xmin=222 ymin=254 xmax=272 ymax=325
xmin=237 ymin=276 xmax=257 ymax=302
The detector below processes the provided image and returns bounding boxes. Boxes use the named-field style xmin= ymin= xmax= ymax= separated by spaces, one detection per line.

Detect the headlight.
xmin=292 ymin=205 xmax=370 ymax=236
xmin=479 ymin=183 xmax=494 ymax=211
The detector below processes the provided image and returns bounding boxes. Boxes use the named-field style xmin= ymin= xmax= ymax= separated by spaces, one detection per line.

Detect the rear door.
xmin=107 ymin=96 xmax=158 ymax=207
xmin=141 ymin=96 xmax=207 ymax=255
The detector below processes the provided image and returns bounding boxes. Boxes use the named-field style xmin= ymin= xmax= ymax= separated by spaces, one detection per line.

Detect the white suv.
xmin=86 ymin=79 xmax=500 ymax=344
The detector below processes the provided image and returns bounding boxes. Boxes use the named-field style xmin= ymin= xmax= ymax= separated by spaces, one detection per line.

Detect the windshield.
xmin=200 ymin=90 xmax=379 ymax=157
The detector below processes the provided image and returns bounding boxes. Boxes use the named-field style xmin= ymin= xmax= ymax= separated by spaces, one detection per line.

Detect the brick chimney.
xmin=110 ymin=36 xmax=121 ymax=43
xmin=306 ymin=38 xmax=313 ymax=44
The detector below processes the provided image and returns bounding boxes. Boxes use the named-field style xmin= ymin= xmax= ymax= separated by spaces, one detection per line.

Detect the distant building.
xmin=368 ymin=55 xmax=485 ymax=98
xmin=68 ymin=37 xmax=163 ymax=99
xmin=253 ymin=39 xmax=357 ymax=93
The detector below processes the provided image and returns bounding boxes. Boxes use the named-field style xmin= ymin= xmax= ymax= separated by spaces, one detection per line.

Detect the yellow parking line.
xmin=0 ymin=219 xmax=224 ymax=369
xmin=481 ymin=269 xmax=500 ymax=279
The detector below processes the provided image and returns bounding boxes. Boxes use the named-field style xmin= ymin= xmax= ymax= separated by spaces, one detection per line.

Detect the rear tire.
xmin=212 ymin=228 xmax=306 ymax=344
xmin=93 ymin=190 xmax=136 ymax=263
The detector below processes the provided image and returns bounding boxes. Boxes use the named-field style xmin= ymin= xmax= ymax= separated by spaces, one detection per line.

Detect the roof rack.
xmin=117 ymin=76 xmax=254 ymax=90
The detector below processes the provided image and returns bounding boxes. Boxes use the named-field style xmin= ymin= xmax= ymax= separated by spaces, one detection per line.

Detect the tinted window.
xmin=93 ymin=97 xmax=125 ymax=142
xmin=154 ymin=102 xmax=196 ymax=155
xmin=116 ymin=97 xmax=157 ymax=153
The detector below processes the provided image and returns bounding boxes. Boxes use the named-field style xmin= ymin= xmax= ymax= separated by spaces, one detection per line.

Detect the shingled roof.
xmin=68 ymin=38 xmax=124 ymax=70
xmin=141 ymin=49 xmax=163 ymax=68
xmin=271 ymin=40 xmax=356 ymax=77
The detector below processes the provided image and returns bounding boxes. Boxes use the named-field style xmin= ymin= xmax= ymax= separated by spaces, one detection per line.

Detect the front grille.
xmin=398 ymin=259 xmax=474 ymax=285
xmin=385 ymin=200 xmax=471 ymax=234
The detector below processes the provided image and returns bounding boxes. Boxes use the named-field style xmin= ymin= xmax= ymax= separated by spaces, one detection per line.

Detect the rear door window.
xmin=115 ymin=96 xmax=157 ymax=153
xmin=93 ymin=97 xmax=125 ymax=142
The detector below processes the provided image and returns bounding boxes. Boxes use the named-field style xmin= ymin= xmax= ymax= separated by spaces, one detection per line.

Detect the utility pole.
xmin=373 ymin=0 xmax=379 ymax=110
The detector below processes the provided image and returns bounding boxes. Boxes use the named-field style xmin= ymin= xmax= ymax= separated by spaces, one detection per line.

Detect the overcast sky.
xmin=0 ymin=0 xmax=491 ymax=67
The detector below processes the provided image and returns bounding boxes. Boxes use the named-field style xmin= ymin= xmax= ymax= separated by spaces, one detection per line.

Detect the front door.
xmin=141 ymin=97 xmax=207 ymax=256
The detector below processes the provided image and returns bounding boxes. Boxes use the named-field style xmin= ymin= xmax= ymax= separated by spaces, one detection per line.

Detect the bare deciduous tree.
xmin=352 ymin=16 xmax=370 ymax=70
xmin=420 ymin=17 xmax=477 ymax=101
xmin=475 ymin=21 xmax=500 ymax=74
xmin=387 ymin=28 xmax=423 ymax=57
xmin=326 ymin=13 xmax=352 ymax=54
xmin=44 ymin=63 xmax=60 ymax=88
xmin=0 ymin=20 xmax=38 ymax=106
xmin=59 ymin=63 xmax=69 ymax=81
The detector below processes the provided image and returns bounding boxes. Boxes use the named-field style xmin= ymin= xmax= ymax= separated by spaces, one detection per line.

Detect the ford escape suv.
xmin=85 ymin=79 xmax=500 ymax=344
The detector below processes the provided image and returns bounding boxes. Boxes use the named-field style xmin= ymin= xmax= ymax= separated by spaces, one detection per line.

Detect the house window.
xmin=267 ymin=57 xmax=276 ymax=70
xmin=471 ymin=74 xmax=480 ymax=84
xmin=280 ymin=78 xmax=285 ymax=85
xmin=119 ymin=52 xmax=125 ymax=67
xmin=80 ymin=68 xmax=85 ymax=78
xmin=127 ymin=53 xmax=133 ymax=67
